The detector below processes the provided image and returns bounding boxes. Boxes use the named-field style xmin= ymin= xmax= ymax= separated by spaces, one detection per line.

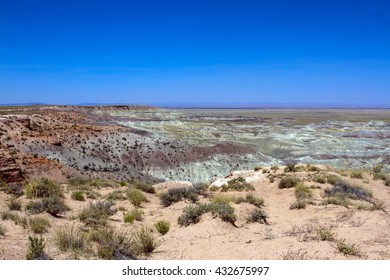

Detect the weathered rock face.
xmin=0 ymin=146 xmax=24 ymax=183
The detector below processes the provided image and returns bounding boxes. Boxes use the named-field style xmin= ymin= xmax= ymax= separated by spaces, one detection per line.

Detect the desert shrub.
xmin=307 ymin=165 xmax=320 ymax=172
xmin=1 ymin=211 xmax=28 ymax=228
xmin=129 ymin=179 xmax=155 ymax=194
xmin=270 ymin=166 xmax=279 ymax=171
xmin=25 ymin=197 xmax=70 ymax=216
xmin=370 ymin=200 xmax=385 ymax=211
xmin=290 ymin=199 xmax=307 ymax=210
xmin=254 ymin=166 xmax=262 ymax=171
xmin=132 ymin=226 xmax=158 ymax=256
xmin=54 ymin=227 xmax=86 ymax=252
xmin=247 ymin=208 xmax=268 ymax=224
xmin=373 ymin=173 xmax=387 ymax=181
xmin=322 ymin=196 xmax=350 ymax=207
xmin=324 ymin=181 xmax=372 ymax=201
xmin=211 ymin=194 xmax=235 ymax=204
xmin=325 ymin=174 xmax=342 ymax=185
xmin=123 ymin=208 xmax=143 ymax=223
xmin=221 ymin=177 xmax=255 ymax=192
xmin=160 ymin=187 xmax=198 ymax=207
xmin=119 ymin=181 xmax=127 ymax=187
xmin=337 ymin=240 xmax=360 ymax=256
xmin=0 ymin=182 xmax=24 ymax=196
xmin=68 ymin=177 xmax=88 ymax=187
xmin=26 ymin=235 xmax=48 ymax=260
xmin=235 ymin=194 xmax=265 ymax=208
xmin=284 ymin=164 xmax=297 ymax=172
xmin=317 ymin=227 xmax=335 ymax=241
xmin=127 ymin=187 xmax=148 ymax=207
xmin=0 ymin=223 xmax=6 ymax=236
xmin=90 ymin=227 xmax=136 ymax=260
xmin=313 ymin=175 xmax=326 ymax=184
xmin=105 ymin=190 xmax=127 ymax=201
xmin=7 ymin=198 xmax=22 ymax=211
xmin=67 ymin=178 xmax=101 ymax=199
xmin=24 ymin=178 xmax=63 ymax=199
xmin=178 ymin=202 xmax=236 ymax=226
xmin=154 ymin=220 xmax=171 ymax=235
xmin=373 ymin=164 xmax=383 ymax=174
xmin=78 ymin=201 xmax=117 ymax=226
xmin=279 ymin=176 xmax=300 ymax=189
xmin=385 ymin=175 xmax=390 ymax=187
xmin=29 ymin=217 xmax=50 ymax=234
xmin=295 ymin=183 xmax=313 ymax=200
xmin=71 ymin=190 xmax=85 ymax=201
xmin=350 ymin=170 xmax=364 ymax=179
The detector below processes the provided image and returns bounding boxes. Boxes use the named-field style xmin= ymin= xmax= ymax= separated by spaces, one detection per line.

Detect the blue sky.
xmin=0 ymin=0 xmax=389 ymax=106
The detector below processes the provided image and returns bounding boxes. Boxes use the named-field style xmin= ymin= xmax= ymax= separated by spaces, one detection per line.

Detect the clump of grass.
xmin=127 ymin=187 xmax=148 ymax=207
xmin=132 ymin=226 xmax=158 ymax=256
xmin=373 ymin=164 xmax=383 ymax=174
xmin=7 ymin=198 xmax=22 ymax=211
xmin=336 ymin=240 xmax=360 ymax=256
xmin=178 ymin=202 xmax=236 ymax=226
xmin=278 ymin=176 xmax=300 ymax=189
xmin=154 ymin=220 xmax=171 ymax=235
xmin=90 ymin=227 xmax=136 ymax=260
xmin=26 ymin=235 xmax=48 ymax=260
xmin=29 ymin=217 xmax=50 ymax=234
xmin=254 ymin=166 xmax=262 ymax=171
xmin=54 ymin=227 xmax=87 ymax=252
xmin=284 ymin=163 xmax=297 ymax=172
xmin=295 ymin=183 xmax=313 ymax=200
xmin=129 ymin=179 xmax=155 ymax=194
xmin=24 ymin=178 xmax=63 ymax=199
xmin=270 ymin=166 xmax=279 ymax=171
xmin=67 ymin=178 xmax=101 ymax=199
xmin=0 ymin=181 xmax=23 ymax=196
xmin=1 ymin=211 xmax=28 ymax=228
xmin=160 ymin=187 xmax=198 ymax=207
xmin=71 ymin=190 xmax=85 ymax=201
xmin=322 ymin=196 xmax=350 ymax=207
xmin=247 ymin=208 xmax=268 ymax=224
xmin=281 ymin=249 xmax=309 ymax=260
xmin=211 ymin=194 xmax=235 ymax=204
xmin=25 ymin=197 xmax=70 ymax=217
xmin=221 ymin=177 xmax=255 ymax=192
xmin=307 ymin=164 xmax=320 ymax=172
xmin=119 ymin=181 xmax=127 ymax=187
xmin=350 ymin=170 xmax=364 ymax=179
xmin=317 ymin=227 xmax=335 ymax=241
xmin=373 ymin=173 xmax=387 ymax=181
xmin=324 ymin=181 xmax=372 ymax=201
xmin=0 ymin=223 xmax=6 ymax=236
xmin=105 ymin=190 xmax=127 ymax=201
xmin=370 ymin=200 xmax=385 ymax=211
xmin=123 ymin=208 xmax=143 ymax=223
xmin=79 ymin=201 xmax=117 ymax=226
xmin=290 ymin=199 xmax=307 ymax=210
xmin=313 ymin=175 xmax=326 ymax=184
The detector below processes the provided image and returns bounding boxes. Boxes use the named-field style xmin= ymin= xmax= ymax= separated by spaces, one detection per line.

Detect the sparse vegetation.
xmin=160 ymin=187 xmax=198 ymax=207
xmin=221 ymin=177 xmax=255 ymax=192
xmin=1 ymin=211 xmax=28 ymax=228
xmin=24 ymin=178 xmax=63 ymax=199
xmin=350 ymin=170 xmax=364 ymax=179
xmin=123 ymin=208 xmax=143 ymax=223
xmin=317 ymin=227 xmax=335 ymax=241
xmin=26 ymin=235 xmax=48 ymax=260
xmin=247 ymin=208 xmax=268 ymax=224
xmin=307 ymin=164 xmax=320 ymax=172
xmin=373 ymin=164 xmax=383 ymax=174
xmin=105 ymin=190 xmax=127 ymax=201
xmin=254 ymin=166 xmax=262 ymax=171
xmin=290 ymin=199 xmax=307 ymax=210
xmin=295 ymin=183 xmax=313 ymax=200
xmin=79 ymin=201 xmax=117 ymax=226
xmin=25 ymin=196 xmax=70 ymax=216
xmin=322 ymin=196 xmax=350 ymax=207
xmin=71 ymin=190 xmax=85 ymax=201
xmin=325 ymin=174 xmax=342 ymax=185
xmin=337 ymin=240 xmax=360 ymax=256
xmin=154 ymin=220 xmax=171 ymax=235
xmin=324 ymin=181 xmax=372 ymax=202
xmin=127 ymin=187 xmax=148 ymax=207
xmin=0 ymin=223 xmax=6 ymax=236
xmin=278 ymin=176 xmax=300 ymax=189
xmin=370 ymin=200 xmax=385 ymax=211
xmin=178 ymin=202 xmax=236 ymax=226
xmin=29 ymin=217 xmax=50 ymax=234
xmin=129 ymin=179 xmax=155 ymax=194
xmin=235 ymin=193 xmax=265 ymax=208
xmin=284 ymin=164 xmax=297 ymax=172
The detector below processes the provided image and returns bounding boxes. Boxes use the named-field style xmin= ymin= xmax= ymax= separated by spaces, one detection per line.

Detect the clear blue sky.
xmin=0 ymin=0 xmax=389 ymax=106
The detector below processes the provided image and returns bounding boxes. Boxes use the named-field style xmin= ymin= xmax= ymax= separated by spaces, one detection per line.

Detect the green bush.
xmin=154 ymin=220 xmax=171 ymax=235
xmin=25 ymin=197 xmax=70 ymax=216
xmin=221 ymin=177 xmax=255 ymax=192
xmin=133 ymin=226 xmax=158 ymax=256
xmin=160 ymin=187 xmax=198 ymax=207
xmin=127 ymin=187 xmax=148 ymax=207
xmin=123 ymin=214 xmax=135 ymax=223
xmin=89 ymin=227 xmax=136 ymax=260
xmin=24 ymin=178 xmax=63 ymax=199
xmin=105 ymin=190 xmax=127 ymax=201
xmin=54 ymin=227 xmax=87 ymax=252
xmin=178 ymin=202 xmax=236 ymax=226
xmin=79 ymin=201 xmax=117 ymax=226
xmin=129 ymin=179 xmax=156 ymax=194
xmin=236 ymin=194 xmax=264 ymax=208
xmin=247 ymin=208 xmax=268 ymax=224
xmin=123 ymin=208 xmax=143 ymax=223
xmin=279 ymin=176 xmax=300 ymax=189
xmin=26 ymin=235 xmax=48 ymax=260
xmin=29 ymin=217 xmax=50 ymax=234
xmin=71 ymin=190 xmax=85 ymax=201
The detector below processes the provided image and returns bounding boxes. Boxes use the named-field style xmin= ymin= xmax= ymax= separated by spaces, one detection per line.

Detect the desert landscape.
xmin=0 ymin=105 xmax=389 ymax=260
